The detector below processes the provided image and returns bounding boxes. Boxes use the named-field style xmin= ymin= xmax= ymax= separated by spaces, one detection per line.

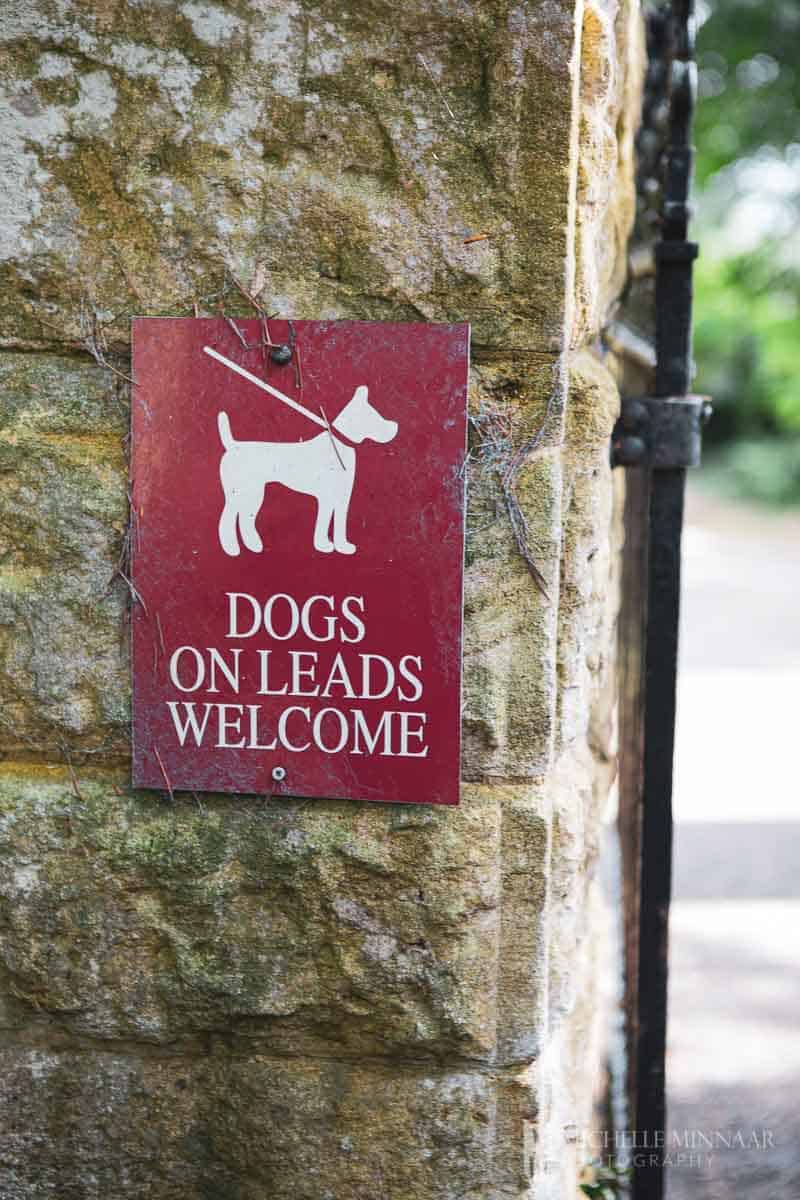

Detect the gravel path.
xmin=666 ymin=484 xmax=800 ymax=1199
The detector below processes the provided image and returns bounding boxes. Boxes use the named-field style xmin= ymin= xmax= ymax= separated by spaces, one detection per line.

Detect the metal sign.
xmin=131 ymin=318 xmax=469 ymax=805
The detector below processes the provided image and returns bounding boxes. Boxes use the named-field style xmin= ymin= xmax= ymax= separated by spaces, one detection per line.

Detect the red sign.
xmin=131 ymin=318 xmax=469 ymax=805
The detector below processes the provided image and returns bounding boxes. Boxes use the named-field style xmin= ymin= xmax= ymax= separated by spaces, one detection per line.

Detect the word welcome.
xmin=163 ymin=592 xmax=430 ymax=759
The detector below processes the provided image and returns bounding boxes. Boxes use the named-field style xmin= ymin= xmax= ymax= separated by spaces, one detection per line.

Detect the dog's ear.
xmin=353 ymin=385 xmax=368 ymax=406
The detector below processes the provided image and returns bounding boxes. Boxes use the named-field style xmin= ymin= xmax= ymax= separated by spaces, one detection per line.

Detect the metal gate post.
xmin=613 ymin=4 xmax=702 ymax=1198
xmin=637 ymin=8 xmax=697 ymax=1197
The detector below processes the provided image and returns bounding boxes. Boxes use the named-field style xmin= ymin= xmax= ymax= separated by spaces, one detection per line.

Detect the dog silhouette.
xmin=217 ymin=386 xmax=398 ymax=556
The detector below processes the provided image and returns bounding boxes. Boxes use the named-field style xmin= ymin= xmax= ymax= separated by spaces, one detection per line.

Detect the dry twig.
xmin=80 ymin=297 xmax=135 ymax=384
xmin=469 ymin=378 xmax=558 ymax=601
xmin=153 ymin=746 xmax=175 ymax=803
xmin=319 ymin=405 xmax=346 ymax=470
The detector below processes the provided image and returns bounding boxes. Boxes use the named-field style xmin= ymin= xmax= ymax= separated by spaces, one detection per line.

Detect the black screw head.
xmin=270 ymin=343 xmax=292 ymax=366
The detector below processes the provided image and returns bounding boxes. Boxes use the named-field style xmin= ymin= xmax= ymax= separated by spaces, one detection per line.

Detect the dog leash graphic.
xmin=203 ymin=346 xmax=327 ymax=429
xmin=203 ymin=344 xmax=353 ymax=470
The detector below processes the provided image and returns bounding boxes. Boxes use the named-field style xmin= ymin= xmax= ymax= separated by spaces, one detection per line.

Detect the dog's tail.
xmin=218 ymin=412 xmax=235 ymax=451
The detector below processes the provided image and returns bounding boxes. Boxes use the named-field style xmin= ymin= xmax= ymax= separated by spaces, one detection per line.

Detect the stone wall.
xmin=0 ymin=2 xmax=642 ymax=1197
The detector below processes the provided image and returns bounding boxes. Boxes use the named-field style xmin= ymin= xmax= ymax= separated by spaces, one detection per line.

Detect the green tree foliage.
xmin=695 ymin=1 xmax=800 ymax=184
xmin=692 ymin=1 xmax=800 ymax=501
xmin=695 ymin=250 xmax=800 ymax=441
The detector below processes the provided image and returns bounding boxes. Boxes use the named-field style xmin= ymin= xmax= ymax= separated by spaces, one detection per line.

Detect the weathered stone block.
xmin=0 ymin=1045 xmax=545 ymax=1200
xmin=0 ymin=355 xmax=129 ymax=756
xmin=572 ymin=0 xmax=643 ymax=346
xmin=0 ymin=0 xmax=582 ymax=353
xmin=0 ymin=767 xmax=508 ymax=1059
xmin=0 ymin=1049 xmax=207 ymax=1199
xmin=556 ymin=350 xmax=620 ymax=759
xmin=463 ymin=447 xmax=562 ymax=781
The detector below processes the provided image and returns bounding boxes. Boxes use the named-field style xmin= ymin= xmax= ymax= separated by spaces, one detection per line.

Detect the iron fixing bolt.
xmin=616 ymin=434 xmax=647 ymax=467
xmin=271 ymin=765 xmax=286 ymax=783
xmin=620 ymin=399 xmax=648 ymax=431
xmin=269 ymin=344 xmax=292 ymax=366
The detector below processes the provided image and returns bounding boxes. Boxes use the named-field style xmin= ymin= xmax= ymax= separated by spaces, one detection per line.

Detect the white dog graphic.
xmin=217 ymin=385 xmax=398 ymax=556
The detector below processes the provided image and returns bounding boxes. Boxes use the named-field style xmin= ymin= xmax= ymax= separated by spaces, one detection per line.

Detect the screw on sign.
xmin=131 ymin=318 xmax=469 ymax=805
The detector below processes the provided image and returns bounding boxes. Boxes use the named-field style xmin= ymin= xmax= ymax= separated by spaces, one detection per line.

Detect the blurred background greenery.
xmin=693 ymin=0 xmax=800 ymax=504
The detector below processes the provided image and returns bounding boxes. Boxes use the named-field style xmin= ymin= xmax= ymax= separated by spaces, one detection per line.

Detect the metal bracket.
xmin=611 ymin=394 xmax=711 ymax=469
